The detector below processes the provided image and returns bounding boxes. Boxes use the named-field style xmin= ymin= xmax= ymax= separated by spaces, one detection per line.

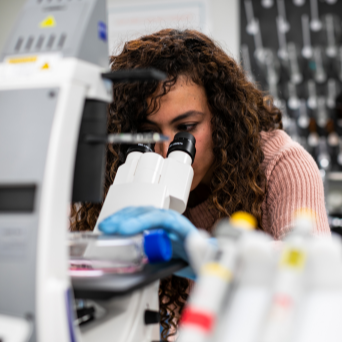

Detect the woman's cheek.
xmin=190 ymin=160 xmax=201 ymax=190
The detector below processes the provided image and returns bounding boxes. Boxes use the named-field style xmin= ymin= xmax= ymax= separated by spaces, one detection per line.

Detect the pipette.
xmin=310 ymin=0 xmax=322 ymax=31
xmin=280 ymin=100 xmax=291 ymax=131
xmin=277 ymin=0 xmax=290 ymax=33
xmin=313 ymin=47 xmax=327 ymax=84
xmin=276 ymin=16 xmax=288 ymax=60
xmin=298 ymin=99 xmax=310 ymax=129
xmin=244 ymin=0 xmax=259 ymax=35
xmin=261 ymin=50 xmax=281 ymax=108
xmin=325 ymin=15 xmax=337 ymax=58
xmin=241 ymin=44 xmax=256 ymax=83
xmin=288 ymin=82 xmax=300 ymax=110
xmin=264 ymin=52 xmax=280 ymax=103
xmin=317 ymin=137 xmax=331 ymax=170
xmin=327 ymin=78 xmax=338 ymax=109
xmin=264 ymin=49 xmax=280 ymax=84
xmin=253 ymin=19 xmax=267 ymax=64
xmin=308 ymin=119 xmax=319 ymax=148
xmin=269 ymin=82 xmax=282 ymax=109
xmin=338 ymin=47 xmax=342 ymax=82
xmin=317 ymin=96 xmax=328 ymax=129
xmin=307 ymin=79 xmax=318 ymax=110
xmin=288 ymin=42 xmax=303 ymax=84
xmin=301 ymin=14 xmax=313 ymax=59
xmin=261 ymin=0 xmax=274 ymax=8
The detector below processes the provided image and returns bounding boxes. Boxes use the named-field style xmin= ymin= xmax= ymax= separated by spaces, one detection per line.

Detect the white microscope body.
xmin=84 ymin=134 xmax=195 ymax=342
xmin=94 ymin=140 xmax=194 ymax=231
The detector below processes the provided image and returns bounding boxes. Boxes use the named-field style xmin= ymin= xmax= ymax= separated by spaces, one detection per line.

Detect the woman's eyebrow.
xmin=144 ymin=110 xmax=205 ymax=125
xmin=170 ymin=110 xmax=204 ymax=124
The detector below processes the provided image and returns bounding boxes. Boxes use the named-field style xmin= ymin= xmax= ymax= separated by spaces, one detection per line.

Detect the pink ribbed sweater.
xmin=183 ymin=129 xmax=330 ymax=239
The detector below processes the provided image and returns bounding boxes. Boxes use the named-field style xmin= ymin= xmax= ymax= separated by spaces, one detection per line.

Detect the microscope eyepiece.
xmin=126 ymin=143 xmax=154 ymax=155
xmin=167 ymin=132 xmax=196 ymax=164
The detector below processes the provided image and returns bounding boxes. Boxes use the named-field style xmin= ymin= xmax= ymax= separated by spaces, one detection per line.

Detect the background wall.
xmin=0 ymin=0 xmax=239 ymax=60
xmin=0 ymin=0 xmax=26 ymax=54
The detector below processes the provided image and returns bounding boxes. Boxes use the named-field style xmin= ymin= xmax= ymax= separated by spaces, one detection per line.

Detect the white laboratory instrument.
xmin=0 ymin=0 xmax=183 ymax=342
xmin=0 ymin=1 xmax=111 ymax=341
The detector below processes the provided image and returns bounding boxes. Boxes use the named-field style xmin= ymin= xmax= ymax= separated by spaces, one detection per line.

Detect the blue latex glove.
xmin=98 ymin=206 xmax=198 ymax=280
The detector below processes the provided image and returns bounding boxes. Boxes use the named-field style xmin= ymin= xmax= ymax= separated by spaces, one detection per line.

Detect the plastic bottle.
xmin=177 ymin=212 xmax=257 ymax=342
xmin=293 ymin=234 xmax=342 ymax=342
xmin=258 ymin=209 xmax=315 ymax=342
xmin=68 ymin=229 xmax=172 ymax=275
xmin=213 ymin=220 xmax=275 ymax=342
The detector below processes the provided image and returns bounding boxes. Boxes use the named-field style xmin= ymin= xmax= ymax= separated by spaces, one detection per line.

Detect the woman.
xmin=71 ymin=29 xmax=330 ymax=340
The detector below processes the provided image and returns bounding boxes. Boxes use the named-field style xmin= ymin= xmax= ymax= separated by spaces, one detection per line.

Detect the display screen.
xmin=0 ymin=185 xmax=36 ymax=212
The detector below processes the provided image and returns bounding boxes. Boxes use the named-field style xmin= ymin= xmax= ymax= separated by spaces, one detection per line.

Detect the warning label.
xmin=8 ymin=56 xmax=37 ymax=64
xmin=40 ymin=15 xmax=56 ymax=28
xmin=3 ymin=53 xmax=62 ymax=77
xmin=280 ymin=248 xmax=306 ymax=270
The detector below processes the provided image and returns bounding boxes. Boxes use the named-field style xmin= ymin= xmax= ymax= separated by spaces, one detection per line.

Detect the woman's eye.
xmin=177 ymin=124 xmax=197 ymax=132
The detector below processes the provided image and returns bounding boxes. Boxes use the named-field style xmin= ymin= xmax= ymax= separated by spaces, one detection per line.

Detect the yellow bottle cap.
xmin=230 ymin=211 xmax=257 ymax=230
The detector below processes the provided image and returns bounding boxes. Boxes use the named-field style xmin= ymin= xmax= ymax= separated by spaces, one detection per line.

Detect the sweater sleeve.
xmin=262 ymin=144 xmax=330 ymax=240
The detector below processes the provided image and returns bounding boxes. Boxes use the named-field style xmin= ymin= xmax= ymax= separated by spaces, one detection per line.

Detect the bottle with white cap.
xmin=177 ymin=211 xmax=257 ymax=342
xmin=213 ymin=213 xmax=275 ymax=342
xmin=293 ymin=231 xmax=342 ymax=342
xmin=258 ymin=209 xmax=315 ymax=342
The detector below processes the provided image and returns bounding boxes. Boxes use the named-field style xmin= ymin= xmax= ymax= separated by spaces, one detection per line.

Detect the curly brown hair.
xmin=70 ymin=29 xmax=282 ymax=340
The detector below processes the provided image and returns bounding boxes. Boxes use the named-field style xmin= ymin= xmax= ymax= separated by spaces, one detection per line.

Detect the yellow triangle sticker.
xmin=40 ymin=15 xmax=56 ymax=28
xmin=41 ymin=63 xmax=49 ymax=70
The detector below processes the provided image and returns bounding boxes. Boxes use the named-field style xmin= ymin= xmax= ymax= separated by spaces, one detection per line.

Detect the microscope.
xmin=0 ymin=0 xmax=195 ymax=341
xmin=77 ymin=132 xmax=196 ymax=342
xmin=94 ymin=132 xmax=196 ymax=229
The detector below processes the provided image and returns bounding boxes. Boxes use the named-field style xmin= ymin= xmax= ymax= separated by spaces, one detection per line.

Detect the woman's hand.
xmin=98 ymin=206 xmax=199 ymax=279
